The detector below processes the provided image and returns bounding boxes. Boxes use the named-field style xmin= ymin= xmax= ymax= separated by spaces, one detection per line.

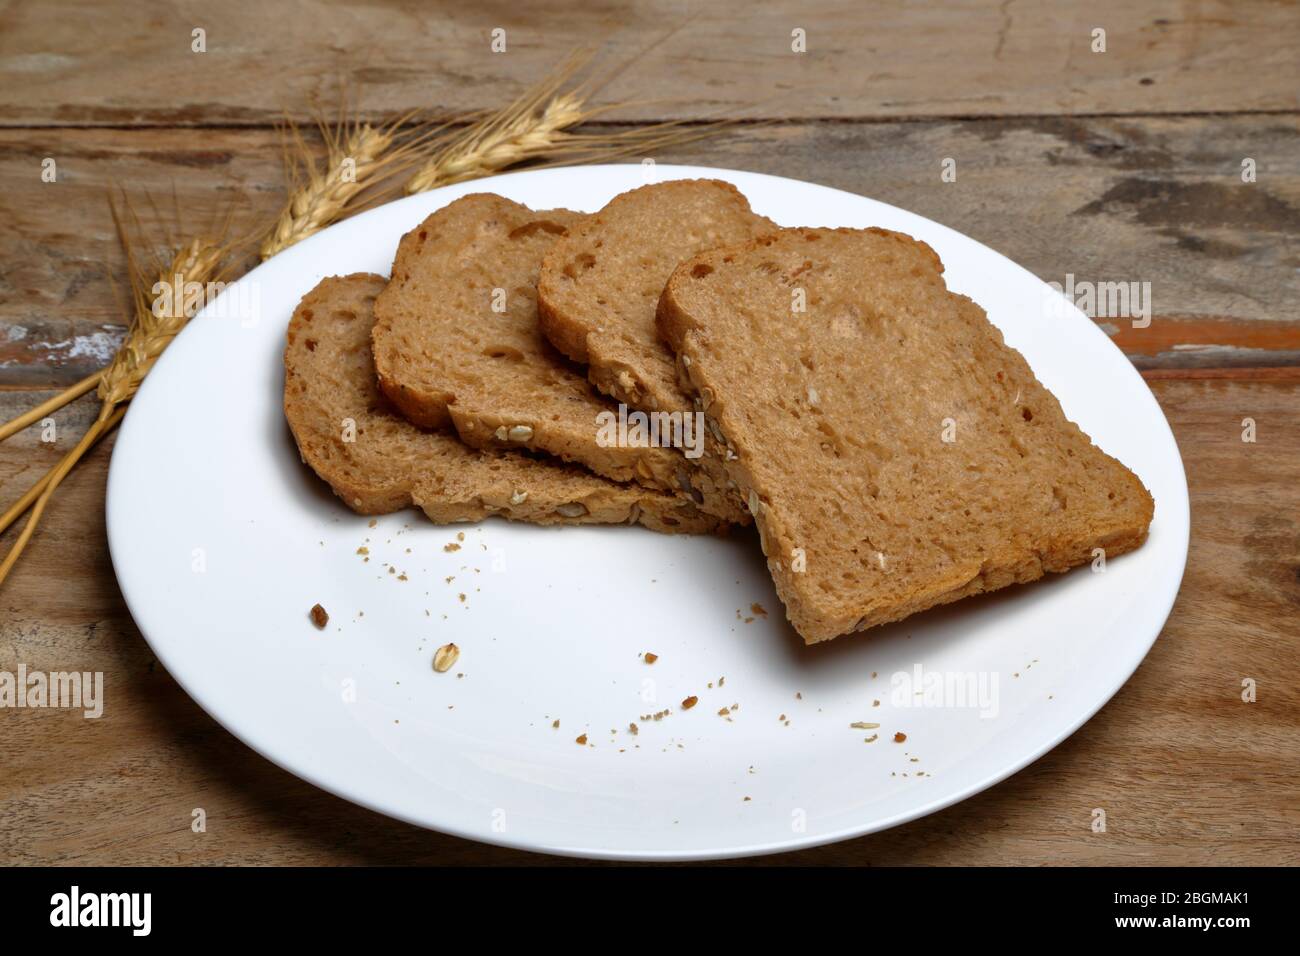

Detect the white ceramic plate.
xmin=106 ymin=165 xmax=1189 ymax=861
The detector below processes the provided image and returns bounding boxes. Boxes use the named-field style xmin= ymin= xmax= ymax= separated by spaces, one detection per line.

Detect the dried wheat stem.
xmin=0 ymin=224 xmax=224 ymax=588
xmin=0 ymin=372 xmax=102 ymax=443
xmin=0 ymin=405 xmax=115 ymax=587
xmin=0 ymin=405 xmax=125 ymax=537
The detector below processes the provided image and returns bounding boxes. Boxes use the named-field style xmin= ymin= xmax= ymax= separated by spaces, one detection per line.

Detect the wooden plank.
xmin=2 ymin=114 xmax=1297 ymax=387
xmin=1 ymin=376 xmax=1295 ymax=865
xmin=0 ymin=1 xmax=1296 ymax=126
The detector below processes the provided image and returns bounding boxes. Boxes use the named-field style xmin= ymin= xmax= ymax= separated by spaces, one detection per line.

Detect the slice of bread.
xmin=537 ymin=179 xmax=775 ymax=520
xmin=370 ymin=193 xmax=741 ymax=523
xmin=284 ymin=273 xmax=722 ymax=534
xmin=537 ymin=179 xmax=774 ymax=410
xmin=657 ymin=227 xmax=1155 ymax=642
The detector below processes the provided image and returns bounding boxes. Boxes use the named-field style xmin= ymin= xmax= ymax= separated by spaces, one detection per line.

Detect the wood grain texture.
xmin=1 ymin=379 xmax=1295 ymax=865
xmin=1 ymin=0 xmax=1296 ymax=126
xmin=1 ymin=0 xmax=1297 ymax=866
xmin=1 ymin=114 xmax=1296 ymax=387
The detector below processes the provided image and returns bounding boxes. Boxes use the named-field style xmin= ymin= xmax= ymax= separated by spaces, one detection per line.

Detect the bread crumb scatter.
xmin=309 ymin=604 xmax=329 ymax=628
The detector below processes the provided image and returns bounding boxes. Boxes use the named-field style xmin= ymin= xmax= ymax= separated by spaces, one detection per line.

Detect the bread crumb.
xmin=893 ymin=732 xmax=907 ymax=743
xmin=575 ymin=734 xmax=587 ymax=745
xmin=444 ymin=542 xmax=461 ymax=553
xmin=751 ymin=602 xmax=767 ymax=616
xmin=552 ymin=719 xmax=560 ymax=729
xmin=356 ymin=546 xmax=369 ymax=555
xmin=681 ymin=696 xmax=698 ymax=710
xmin=628 ymin=723 xmax=638 ymax=735
xmin=643 ymin=651 xmax=658 ymax=664
xmin=849 ymin=721 xmax=879 ymax=730
xmin=309 ymin=604 xmax=329 ymax=628
xmin=368 ymin=519 xmax=377 ymax=528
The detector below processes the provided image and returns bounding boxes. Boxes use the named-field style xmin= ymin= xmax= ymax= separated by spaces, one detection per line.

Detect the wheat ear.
xmin=404 ymin=63 xmax=734 ymax=195
xmin=259 ymin=104 xmax=452 ymax=260
xmin=0 ymin=209 xmax=225 ymax=588
xmin=259 ymin=121 xmax=395 ymax=259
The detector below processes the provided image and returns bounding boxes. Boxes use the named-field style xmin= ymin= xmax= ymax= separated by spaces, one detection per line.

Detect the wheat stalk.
xmin=258 ymin=103 xmax=455 ymax=261
xmin=405 ymin=94 xmax=587 ymax=192
xmin=0 ymin=203 xmax=226 ymax=587
xmin=259 ymin=121 xmax=395 ymax=259
xmin=404 ymin=72 xmax=731 ymax=195
xmin=98 ymin=235 xmax=225 ymax=405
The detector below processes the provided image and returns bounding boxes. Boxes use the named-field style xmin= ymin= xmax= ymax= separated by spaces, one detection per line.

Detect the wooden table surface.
xmin=1 ymin=1 xmax=1297 ymax=866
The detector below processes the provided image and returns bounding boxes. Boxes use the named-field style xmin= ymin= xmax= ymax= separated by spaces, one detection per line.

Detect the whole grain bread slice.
xmin=284 ymin=273 xmax=721 ymax=534
xmin=657 ymin=227 xmax=1155 ymax=642
xmin=370 ymin=193 xmax=741 ymax=523
xmin=536 ymin=179 xmax=775 ymax=520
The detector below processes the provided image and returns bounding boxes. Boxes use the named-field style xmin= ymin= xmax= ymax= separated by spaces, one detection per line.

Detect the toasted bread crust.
xmin=658 ymin=227 xmax=1154 ymax=641
xmin=283 ymin=273 xmax=722 ymax=534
